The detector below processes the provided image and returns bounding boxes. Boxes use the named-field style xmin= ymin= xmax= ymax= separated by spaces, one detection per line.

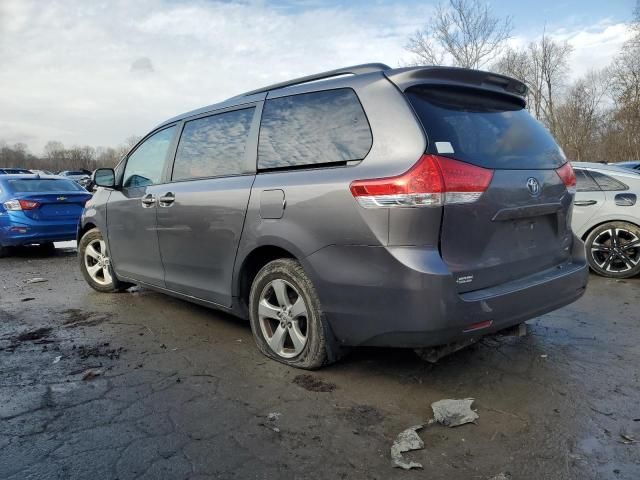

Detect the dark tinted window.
xmin=6 ymin=179 xmax=84 ymax=192
xmin=575 ymin=169 xmax=600 ymax=192
xmin=590 ymin=171 xmax=628 ymax=191
xmin=258 ymin=89 xmax=372 ymax=170
xmin=406 ymin=86 xmax=566 ymax=169
xmin=172 ymin=108 xmax=255 ymax=181
xmin=123 ymin=126 xmax=176 ymax=188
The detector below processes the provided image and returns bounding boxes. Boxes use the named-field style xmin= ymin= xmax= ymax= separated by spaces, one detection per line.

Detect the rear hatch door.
xmin=405 ymin=85 xmax=574 ymax=292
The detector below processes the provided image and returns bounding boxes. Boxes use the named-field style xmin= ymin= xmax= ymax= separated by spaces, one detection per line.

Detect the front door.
xmin=107 ymin=125 xmax=177 ymax=286
xmin=156 ymin=107 xmax=257 ymax=306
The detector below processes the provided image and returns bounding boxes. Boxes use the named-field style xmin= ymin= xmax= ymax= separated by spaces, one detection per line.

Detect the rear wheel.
xmin=249 ymin=258 xmax=335 ymax=369
xmin=40 ymin=242 xmax=56 ymax=255
xmin=0 ymin=245 xmax=9 ymax=258
xmin=79 ymin=228 xmax=131 ymax=292
xmin=585 ymin=221 xmax=640 ymax=278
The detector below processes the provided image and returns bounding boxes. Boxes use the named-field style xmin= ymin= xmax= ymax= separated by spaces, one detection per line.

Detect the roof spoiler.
xmin=385 ymin=66 xmax=528 ymax=106
xmin=234 ymin=63 xmax=391 ymax=98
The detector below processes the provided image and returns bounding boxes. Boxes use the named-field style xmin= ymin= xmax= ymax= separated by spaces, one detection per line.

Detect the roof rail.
xmin=237 ymin=63 xmax=391 ymax=98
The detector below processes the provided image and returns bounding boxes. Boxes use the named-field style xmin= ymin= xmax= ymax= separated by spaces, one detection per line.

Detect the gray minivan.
xmin=79 ymin=63 xmax=588 ymax=369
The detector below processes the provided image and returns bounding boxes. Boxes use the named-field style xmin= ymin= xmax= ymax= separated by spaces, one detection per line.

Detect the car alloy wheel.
xmin=257 ymin=279 xmax=309 ymax=359
xmin=590 ymin=227 xmax=640 ymax=274
xmin=84 ymin=238 xmax=113 ymax=286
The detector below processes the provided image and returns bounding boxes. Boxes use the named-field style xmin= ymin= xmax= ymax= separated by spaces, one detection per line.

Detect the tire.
xmin=40 ymin=242 xmax=56 ymax=255
xmin=78 ymin=228 xmax=131 ymax=292
xmin=585 ymin=221 xmax=640 ymax=278
xmin=0 ymin=245 xmax=9 ymax=258
xmin=249 ymin=258 xmax=337 ymax=369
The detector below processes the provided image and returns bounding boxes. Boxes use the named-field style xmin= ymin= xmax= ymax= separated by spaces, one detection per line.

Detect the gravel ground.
xmin=0 ymin=244 xmax=639 ymax=479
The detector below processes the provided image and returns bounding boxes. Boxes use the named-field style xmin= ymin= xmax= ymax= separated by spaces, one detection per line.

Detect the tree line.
xmin=0 ymin=137 xmax=140 ymax=173
xmin=406 ymin=0 xmax=640 ymax=162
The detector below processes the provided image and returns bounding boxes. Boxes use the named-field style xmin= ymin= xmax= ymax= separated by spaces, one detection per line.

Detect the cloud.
xmin=130 ymin=57 xmax=155 ymax=74
xmin=0 ymin=0 xmax=633 ymax=154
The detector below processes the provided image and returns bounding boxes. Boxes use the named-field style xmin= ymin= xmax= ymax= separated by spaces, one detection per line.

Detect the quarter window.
xmin=172 ymin=108 xmax=255 ymax=181
xmin=575 ymin=169 xmax=600 ymax=192
xmin=258 ymin=89 xmax=372 ymax=170
xmin=123 ymin=126 xmax=176 ymax=188
xmin=590 ymin=171 xmax=628 ymax=191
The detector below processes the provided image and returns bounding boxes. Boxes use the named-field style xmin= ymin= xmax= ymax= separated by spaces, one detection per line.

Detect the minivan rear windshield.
xmin=6 ymin=179 xmax=84 ymax=193
xmin=406 ymin=86 xmax=566 ymax=169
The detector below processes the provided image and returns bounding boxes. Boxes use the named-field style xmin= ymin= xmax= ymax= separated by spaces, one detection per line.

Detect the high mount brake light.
xmin=555 ymin=162 xmax=576 ymax=194
xmin=349 ymin=154 xmax=494 ymax=208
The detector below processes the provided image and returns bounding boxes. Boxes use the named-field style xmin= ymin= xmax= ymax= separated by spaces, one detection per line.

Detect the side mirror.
xmin=93 ymin=168 xmax=116 ymax=188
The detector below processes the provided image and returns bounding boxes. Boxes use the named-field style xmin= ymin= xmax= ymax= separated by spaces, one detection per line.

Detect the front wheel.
xmin=78 ymin=228 xmax=131 ymax=292
xmin=249 ymin=258 xmax=336 ymax=369
xmin=585 ymin=221 xmax=640 ymax=278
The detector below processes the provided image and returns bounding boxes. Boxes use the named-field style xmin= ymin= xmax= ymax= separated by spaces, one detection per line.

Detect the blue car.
xmin=0 ymin=175 xmax=92 ymax=257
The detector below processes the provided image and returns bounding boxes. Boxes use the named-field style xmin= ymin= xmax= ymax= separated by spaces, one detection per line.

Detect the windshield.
xmin=406 ymin=86 xmax=566 ymax=169
xmin=6 ymin=179 xmax=85 ymax=193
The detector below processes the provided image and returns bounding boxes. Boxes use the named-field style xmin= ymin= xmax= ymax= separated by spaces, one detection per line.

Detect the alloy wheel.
xmin=258 ymin=279 xmax=309 ymax=358
xmin=84 ymin=239 xmax=112 ymax=286
xmin=590 ymin=227 xmax=640 ymax=274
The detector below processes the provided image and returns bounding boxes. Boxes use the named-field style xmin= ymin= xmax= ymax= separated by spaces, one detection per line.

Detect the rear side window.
xmin=575 ymin=169 xmax=600 ymax=192
xmin=6 ymin=179 xmax=84 ymax=193
xmin=258 ymin=89 xmax=372 ymax=170
xmin=172 ymin=107 xmax=255 ymax=181
xmin=406 ymin=86 xmax=566 ymax=169
xmin=590 ymin=171 xmax=628 ymax=191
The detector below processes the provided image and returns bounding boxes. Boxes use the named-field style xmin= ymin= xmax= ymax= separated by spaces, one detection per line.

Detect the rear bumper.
xmin=303 ymin=237 xmax=588 ymax=348
xmin=0 ymin=214 xmax=79 ymax=246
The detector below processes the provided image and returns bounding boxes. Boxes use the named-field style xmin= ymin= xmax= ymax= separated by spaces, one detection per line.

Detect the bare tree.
xmin=554 ymin=71 xmax=608 ymax=161
xmin=406 ymin=0 xmax=512 ymax=69
xmin=528 ymin=33 xmax=573 ymax=133
xmin=491 ymin=33 xmax=572 ymax=130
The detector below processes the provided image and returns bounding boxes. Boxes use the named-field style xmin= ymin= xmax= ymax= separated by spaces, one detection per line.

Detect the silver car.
xmin=77 ymin=64 xmax=588 ymax=368
xmin=573 ymin=162 xmax=640 ymax=278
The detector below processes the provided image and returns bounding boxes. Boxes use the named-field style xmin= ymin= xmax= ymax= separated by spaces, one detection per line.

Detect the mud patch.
xmin=62 ymin=309 xmax=112 ymax=328
xmin=293 ymin=374 xmax=336 ymax=392
xmin=16 ymin=327 xmax=53 ymax=342
xmin=76 ymin=343 xmax=124 ymax=360
xmin=341 ymin=404 xmax=385 ymax=427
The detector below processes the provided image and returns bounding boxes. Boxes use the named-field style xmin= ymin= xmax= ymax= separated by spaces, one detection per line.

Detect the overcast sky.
xmin=0 ymin=0 xmax=636 ymax=154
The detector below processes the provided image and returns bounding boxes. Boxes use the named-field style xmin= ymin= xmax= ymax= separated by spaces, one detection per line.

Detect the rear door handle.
xmin=141 ymin=194 xmax=156 ymax=208
xmin=574 ymin=200 xmax=597 ymax=206
xmin=158 ymin=192 xmax=175 ymax=207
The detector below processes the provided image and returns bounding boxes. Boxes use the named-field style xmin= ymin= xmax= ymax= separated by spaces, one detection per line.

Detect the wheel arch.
xmin=235 ymin=244 xmax=300 ymax=311
xmin=77 ymin=222 xmax=97 ymax=243
xmin=581 ymin=218 xmax=640 ymax=241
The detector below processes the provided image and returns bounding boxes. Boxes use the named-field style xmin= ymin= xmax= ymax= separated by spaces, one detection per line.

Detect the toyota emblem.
xmin=526 ymin=177 xmax=541 ymax=196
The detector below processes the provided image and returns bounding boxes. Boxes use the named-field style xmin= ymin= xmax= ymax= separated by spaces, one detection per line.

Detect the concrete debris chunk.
xmin=488 ymin=474 xmax=512 ymax=480
xmin=267 ymin=412 xmax=281 ymax=421
xmin=391 ymin=425 xmax=424 ymax=470
xmin=431 ymin=398 xmax=479 ymax=427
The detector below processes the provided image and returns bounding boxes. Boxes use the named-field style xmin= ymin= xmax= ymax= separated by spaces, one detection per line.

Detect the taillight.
xmin=3 ymin=199 xmax=40 ymax=211
xmin=349 ymin=154 xmax=493 ymax=208
xmin=555 ymin=162 xmax=576 ymax=194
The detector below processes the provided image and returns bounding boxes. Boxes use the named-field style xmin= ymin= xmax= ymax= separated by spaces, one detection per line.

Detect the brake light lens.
xmin=555 ymin=162 xmax=576 ymax=194
xmin=3 ymin=199 xmax=40 ymax=211
xmin=349 ymin=154 xmax=493 ymax=208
